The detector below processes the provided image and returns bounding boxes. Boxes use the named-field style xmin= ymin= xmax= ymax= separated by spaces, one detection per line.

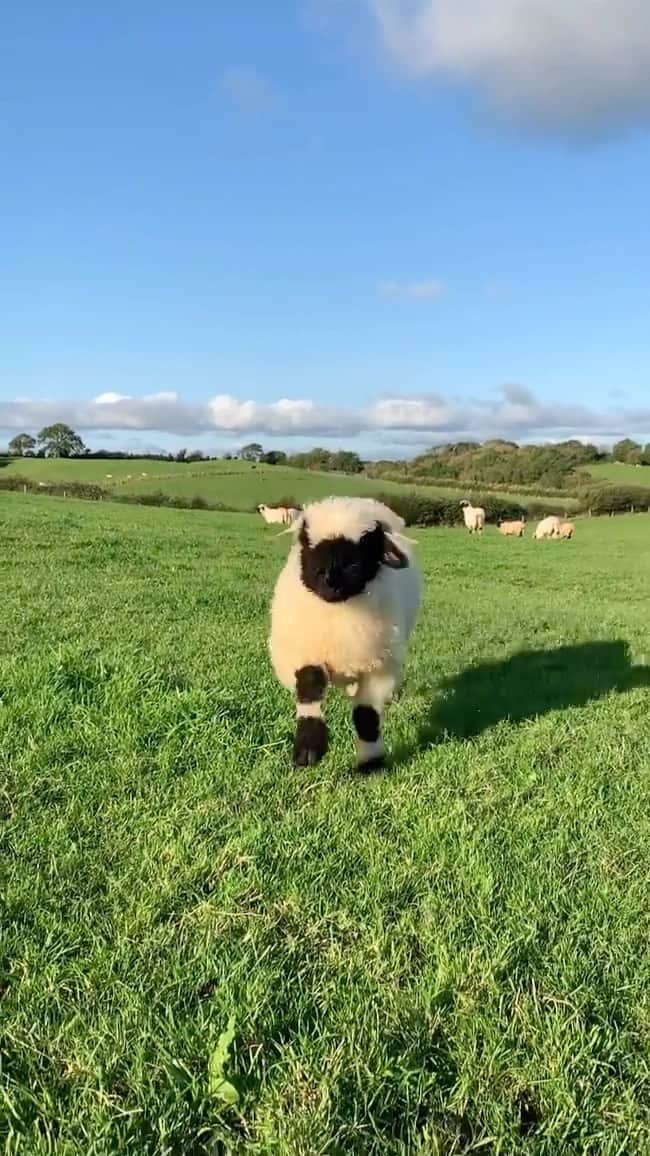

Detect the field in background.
xmin=583 ymin=461 xmax=650 ymax=485
xmin=0 ymin=456 xmax=575 ymax=512
xmin=3 ymin=494 xmax=650 ymax=1153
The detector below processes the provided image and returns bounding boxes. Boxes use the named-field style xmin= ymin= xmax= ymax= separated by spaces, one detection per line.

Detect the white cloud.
xmin=379 ymin=278 xmax=447 ymax=299
xmin=365 ymin=0 xmax=650 ymax=130
xmin=1 ymin=385 xmax=649 ymax=444
xmin=94 ymin=392 xmax=130 ymax=404
xmin=220 ymin=67 xmax=279 ymax=115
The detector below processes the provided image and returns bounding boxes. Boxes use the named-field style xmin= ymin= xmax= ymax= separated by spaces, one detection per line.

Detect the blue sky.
xmin=2 ymin=0 xmax=650 ymax=456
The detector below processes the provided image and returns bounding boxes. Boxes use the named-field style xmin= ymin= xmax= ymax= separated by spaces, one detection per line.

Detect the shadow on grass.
xmin=390 ymin=640 xmax=650 ymax=766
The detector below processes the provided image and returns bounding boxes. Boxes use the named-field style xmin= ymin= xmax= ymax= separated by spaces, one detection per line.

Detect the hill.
xmin=0 ymin=456 xmax=574 ymax=514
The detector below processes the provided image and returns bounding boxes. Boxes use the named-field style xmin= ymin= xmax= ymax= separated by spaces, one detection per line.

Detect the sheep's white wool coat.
xmin=258 ymin=505 xmax=288 ymax=524
xmin=269 ymin=498 xmax=422 ymax=691
xmin=534 ymin=515 xmax=561 ymax=539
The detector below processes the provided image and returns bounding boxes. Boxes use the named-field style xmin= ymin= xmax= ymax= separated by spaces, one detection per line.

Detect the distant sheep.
xmin=534 ymin=515 xmax=561 ymax=540
xmin=105 ymin=474 xmax=112 ymax=479
xmin=269 ymin=497 xmax=422 ymax=771
xmin=499 ymin=519 xmax=526 ymax=537
xmin=257 ymin=504 xmax=291 ymax=525
xmin=556 ymin=521 xmax=575 ymax=540
xmin=460 ymin=500 xmax=485 ymax=534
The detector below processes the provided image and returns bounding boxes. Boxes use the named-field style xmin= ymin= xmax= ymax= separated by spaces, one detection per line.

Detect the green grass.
xmin=2 ymin=494 xmax=650 ymax=1153
xmin=0 ymin=456 xmax=572 ymax=512
xmin=583 ymin=462 xmax=650 ymax=485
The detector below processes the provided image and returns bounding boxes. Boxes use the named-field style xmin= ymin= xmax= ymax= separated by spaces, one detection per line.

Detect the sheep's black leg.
xmin=293 ymin=665 xmax=328 ymax=767
xmin=352 ymin=669 xmax=397 ymax=772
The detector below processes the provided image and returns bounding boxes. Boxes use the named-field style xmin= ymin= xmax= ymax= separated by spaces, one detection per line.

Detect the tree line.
xmin=5 ymin=428 xmax=650 ymax=491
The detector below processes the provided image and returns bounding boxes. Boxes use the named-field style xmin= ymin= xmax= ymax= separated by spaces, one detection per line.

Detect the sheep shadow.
xmin=394 ymin=640 xmax=650 ymax=761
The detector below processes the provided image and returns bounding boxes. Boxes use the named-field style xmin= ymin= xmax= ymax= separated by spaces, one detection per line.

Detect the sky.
xmin=2 ymin=0 xmax=650 ymax=457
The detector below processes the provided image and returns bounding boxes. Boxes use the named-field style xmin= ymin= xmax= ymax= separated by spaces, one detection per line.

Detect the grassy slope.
xmin=0 ymin=456 xmax=573 ymax=511
xmin=2 ymin=496 xmax=650 ymax=1153
xmin=583 ymin=462 xmax=650 ymax=485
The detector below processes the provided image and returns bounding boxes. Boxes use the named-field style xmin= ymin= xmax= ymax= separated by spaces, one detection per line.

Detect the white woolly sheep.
xmin=269 ymin=497 xmax=422 ymax=771
xmin=460 ymin=500 xmax=485 ymax=534
xmin=257 ymin=503 xmax=290 ymax=525
xmin=534 ymin=515 xmax=561 ymax=540
xmin=498 ymin=519 xmax=526 ymax=537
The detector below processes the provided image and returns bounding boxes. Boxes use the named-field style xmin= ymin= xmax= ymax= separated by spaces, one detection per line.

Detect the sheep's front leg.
xmin=352 ymin=668 xmax=398 ymax=772
xmin=294 ymin=665 xmax=329 ymax=767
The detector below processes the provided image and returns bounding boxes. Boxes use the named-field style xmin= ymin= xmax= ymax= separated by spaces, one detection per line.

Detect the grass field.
xmin=2 ymin=495 xmax=650 ymax=1153
xmin=583 ymin=462 xmax=650 ymax=485
xmin=0 ymin=456 xmax=574 ymax=513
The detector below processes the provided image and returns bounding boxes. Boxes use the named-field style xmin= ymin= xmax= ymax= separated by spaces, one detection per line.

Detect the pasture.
xmin=0 ymin=456 xmax=573 ymax=513
xmin=583 ymin=462 xmax=650 ymax=485
xmin=2 ymin=494 xmax=650 ymax=1154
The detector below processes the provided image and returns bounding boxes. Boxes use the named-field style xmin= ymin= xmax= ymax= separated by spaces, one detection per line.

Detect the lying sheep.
xmin=556 ymin=521 xmax=575 ymax=540
xmin=269 ymin=497 xmax=422 ymax=771
xmin=460 ymin=499 xmax=485 ymax=534
xmin=499 ymin=520 xmax=526 ymax=537
xmin=257 ymin=503 xmax=291 ymax=525
xmin=534 ymin=515 xmax=561 ymax=540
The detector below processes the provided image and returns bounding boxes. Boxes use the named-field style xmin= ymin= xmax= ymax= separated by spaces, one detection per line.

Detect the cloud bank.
xmin=366 ymin=0 xmax=650 ymax=130
xmin=1 ymin=386 xmax=649 ymax=444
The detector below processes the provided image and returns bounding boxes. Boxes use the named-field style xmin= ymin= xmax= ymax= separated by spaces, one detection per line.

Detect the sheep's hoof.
xmin=293 ymin=718 xmax=328 ymax=767
xmin=357 ymin=755 xmax=385 ymax=774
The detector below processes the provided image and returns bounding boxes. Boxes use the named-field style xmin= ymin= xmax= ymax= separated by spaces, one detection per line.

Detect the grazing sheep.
xmin=534 ymin=515 xmax=561 ymax=540
xmin=257 ymin=503 xmax=290 ymax=525
xmin=498 ymin=520 xmax=526 ymax=537
xmin=269 ymin=497 xmax=422 ymax=771
xmin=460 ymin=500 xmax=485 ymax=534
xmin=556 ymin=521 xmax=575 ymax=540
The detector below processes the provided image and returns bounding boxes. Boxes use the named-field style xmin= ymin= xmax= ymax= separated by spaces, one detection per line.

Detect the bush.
xmin=580 ymin=484 xmax=650 ymax=516
xmin=370 ymin=491 xmax=532 ymax=527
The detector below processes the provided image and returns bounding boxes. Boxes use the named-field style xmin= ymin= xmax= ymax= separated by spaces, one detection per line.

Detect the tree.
xmin=240 ymin=442 xmax=264 ymax=461
xmin=612 ymin=438 xmax=641 ymax=463
xmin=37 ymin=423 xmax=87 ymax=458
xmin=330 ymin=450 xmax=363 ymax=474
xmin=8 ymin=433 xmax=36 ymax=456
xmin=260 ymin=450 xmax=287 ymax=465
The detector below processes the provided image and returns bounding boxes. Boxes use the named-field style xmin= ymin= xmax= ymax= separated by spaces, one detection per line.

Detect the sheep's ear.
xmin=382 ymin=533 xmax=409 ymax=569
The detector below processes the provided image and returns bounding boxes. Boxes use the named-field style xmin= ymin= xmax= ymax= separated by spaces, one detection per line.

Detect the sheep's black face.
xmin=300 ymin=522 xmax=386 ymax=602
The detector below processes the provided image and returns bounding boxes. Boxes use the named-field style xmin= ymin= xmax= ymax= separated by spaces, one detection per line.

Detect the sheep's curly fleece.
xmin=269 ymin=497 xmax=422 ymax=691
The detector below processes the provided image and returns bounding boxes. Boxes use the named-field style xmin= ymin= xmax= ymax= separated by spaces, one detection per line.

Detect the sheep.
xmin=105 ymin=474 xmax=112 ymax=479
xmin=269 ymin=497 xmax=422 ymax=771
xmin=556 ymin=521 xmax=575 ymax=540
xmin=534 ymin=515 xmax=561 ymax=540
xmin=498 ymin=520 xmax=526 ymax=537
xmin=459 ymin=499 xmax=485 ymax=534
xmin=257 ymin=503 xmax=290 ymax=525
